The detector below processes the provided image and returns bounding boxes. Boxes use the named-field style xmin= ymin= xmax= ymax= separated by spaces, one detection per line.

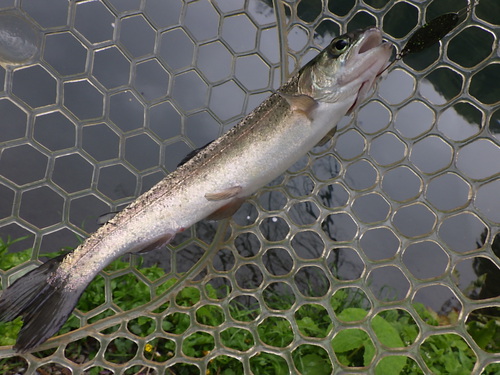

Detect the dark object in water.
xmin=398 ymin=1 xmax=476 ymax=58
xmin=400 ymin=12 xmax=460 ymax=57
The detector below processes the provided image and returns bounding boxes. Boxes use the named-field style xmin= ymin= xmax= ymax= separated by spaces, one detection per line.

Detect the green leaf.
xmin=0 ymin=236 xmax=33 ymax=271
xmin=332 ymin=329 xmax=367 ymax=352
xmin=375 ymin=356 xmax=408 ymax=375
xmin=299 ymin=354 xmax=330 ymax=375
xmin=363 ymin=339 xmax=376 ymax=366
xmin=421 ymin=334 xmax=476 ymax=375
xmin=292 ymin=344 xmax=332 ymax=375
xmin=372 ymin=315 xmax=405 ymax=348
xmin=250 ymin=352 xmax=289 ymax=375
xmin=336 ymin=307 xmax=368 ymax=322
xmin=413 ymin=302 xmax=439 ymax=326
xmin=0 ymin=318 xmax=23 ymax=346
xmin=467 ymin=320 xmax=496 ymax=351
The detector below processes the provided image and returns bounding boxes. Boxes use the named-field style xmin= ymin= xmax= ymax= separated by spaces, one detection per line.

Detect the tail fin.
xmin=0 ymin=255 xmax=84 ymax=352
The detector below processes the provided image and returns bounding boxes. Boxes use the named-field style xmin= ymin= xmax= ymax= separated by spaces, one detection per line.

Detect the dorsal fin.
xmin=97 ymin=211 xmax=119 ymax=225
xmin=177 ymin=141 xmax=213 ymax=168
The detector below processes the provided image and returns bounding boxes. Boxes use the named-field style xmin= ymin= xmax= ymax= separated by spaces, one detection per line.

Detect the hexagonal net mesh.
xmin=0 ymin=0 xmax=499 ymax=373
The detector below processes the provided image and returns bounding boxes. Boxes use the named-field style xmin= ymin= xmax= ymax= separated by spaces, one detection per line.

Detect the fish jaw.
xmin=299 ymin=27 xmax=393 ymax=112
xmin=341 ymin=28 xmax=394 ymax=112
xmin=340 ymin=27 xmax=394 ymax=87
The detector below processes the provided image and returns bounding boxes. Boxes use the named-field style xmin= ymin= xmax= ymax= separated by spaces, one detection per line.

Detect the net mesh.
xmin=0 ymin=0 xmax=499 ymax=374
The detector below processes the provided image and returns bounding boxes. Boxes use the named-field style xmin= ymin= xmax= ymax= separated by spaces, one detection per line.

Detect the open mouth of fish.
xmin=346 ymin=28 xmax=393 ymax=113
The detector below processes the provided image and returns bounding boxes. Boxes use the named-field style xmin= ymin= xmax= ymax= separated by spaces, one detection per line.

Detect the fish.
xmin=0 ymin=27 xmax=393 ymax=352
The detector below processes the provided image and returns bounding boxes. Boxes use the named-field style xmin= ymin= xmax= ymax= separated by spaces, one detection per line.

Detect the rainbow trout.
xmin=0 ymin=27 xmax=393 ymax=352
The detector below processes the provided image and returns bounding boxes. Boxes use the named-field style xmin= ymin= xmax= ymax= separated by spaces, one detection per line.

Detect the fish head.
xmin=299 ymin=27 xmax=393 ymax=112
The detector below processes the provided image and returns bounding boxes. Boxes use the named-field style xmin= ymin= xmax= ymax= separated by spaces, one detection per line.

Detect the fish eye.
xmin=330 ymin=37 xmax=350 ymax=55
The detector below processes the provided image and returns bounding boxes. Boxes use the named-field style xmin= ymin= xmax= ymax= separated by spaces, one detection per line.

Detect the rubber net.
xmin=0 ymin=0 xmax=499 ymax=374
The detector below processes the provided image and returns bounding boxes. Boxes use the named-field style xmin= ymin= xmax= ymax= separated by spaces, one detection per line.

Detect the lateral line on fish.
xmin=53 ymin=86 xmax=299 ymax=274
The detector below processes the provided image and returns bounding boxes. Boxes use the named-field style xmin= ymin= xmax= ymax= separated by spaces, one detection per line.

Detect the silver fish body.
xmin=0 ymin=27 xmax=393 ymax=352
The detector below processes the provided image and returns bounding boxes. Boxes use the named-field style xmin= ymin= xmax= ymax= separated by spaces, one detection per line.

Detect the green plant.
xmin=0 ymin=236 xmax=497 ymax=373
xmin=0 ymin=236 xmax=32 ymax=271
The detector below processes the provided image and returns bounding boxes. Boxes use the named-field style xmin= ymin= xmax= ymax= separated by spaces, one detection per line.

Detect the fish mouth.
xmin=343 ymin=27 xmax=393 ymax=82
xmin=358 ymin=28 xmax=384 ymax=54
xmin=353 ymin=27 xmax=393 ymax=69
xmin=345 ymin=28 xmax=393 ymax=114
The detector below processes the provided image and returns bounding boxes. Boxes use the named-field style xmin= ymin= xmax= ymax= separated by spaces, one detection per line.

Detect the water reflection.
xmin=0 ymin=11 xmax=40 ymax=67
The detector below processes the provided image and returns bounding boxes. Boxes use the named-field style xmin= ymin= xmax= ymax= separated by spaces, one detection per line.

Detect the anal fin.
xmin=207 ymin=197 xmax=246 ymax=220
xmin=316 ymin=126 xmax=337 ymax=147
xmin=205 ymin=186 xmax=242 ymax=201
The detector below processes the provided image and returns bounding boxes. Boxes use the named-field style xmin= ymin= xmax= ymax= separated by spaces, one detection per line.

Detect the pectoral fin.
xmin=205 ymin=186 xmax=242 ymax=201
xmin=134 ymin=232 xmax=175 ymax=254
xmin=207 ymin=197 xmax=246 ymax=220
xmin=278 ymin=92 xmax=318 ymax=121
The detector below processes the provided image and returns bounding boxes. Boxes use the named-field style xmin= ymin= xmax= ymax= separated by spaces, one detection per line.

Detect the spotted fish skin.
xmin=0 ymin=27 xmax=393 ymax=352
